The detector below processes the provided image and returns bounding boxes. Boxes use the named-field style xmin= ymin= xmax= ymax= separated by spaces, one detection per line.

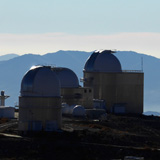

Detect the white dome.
xmin=62 ymin=103 xmax=70 ymax=114
xmin=20 ymin=66 xmax=60 ymax=97
xmin=62 ymin=104 xmax=75 ymax=115
xmin=84 ymin=50 xmax=122 ymax=73
xmin=68 ymin=105 xmax=76 ymax=115
xmin=72 ymin=105 xmax=86 ymax=117
xmin=52 ymin=67 xmax=79 ymax=88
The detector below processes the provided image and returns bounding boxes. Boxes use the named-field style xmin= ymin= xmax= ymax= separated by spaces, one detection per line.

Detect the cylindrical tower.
xmin=19 ymin=66 xmax=62 ymax=133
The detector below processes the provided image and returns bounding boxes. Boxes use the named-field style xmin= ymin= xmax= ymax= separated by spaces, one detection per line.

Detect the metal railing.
xmin=122 ymin=70 xmax=143 ymax=73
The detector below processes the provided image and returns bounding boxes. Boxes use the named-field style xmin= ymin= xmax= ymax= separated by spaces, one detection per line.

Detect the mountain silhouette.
xmin=0 ymin=53 xmax=19 ymax=61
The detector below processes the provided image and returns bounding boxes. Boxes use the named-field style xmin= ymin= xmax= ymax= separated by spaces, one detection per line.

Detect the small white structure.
xmin=62 ymin=104 xmax=86 ymax=117
xmin=62 ymin=104 xmax=76 ymax=115
xmin=0 ymin=91 xmax=10 ymax=106
xmin=62 ymin=103 xmax=70 ymax=114
xmin=0 ymin=106 xmax=15 ymax=119
xmin=68 ymin=105 xmax=76 ymax=115
xmin=0 ymin=91 xmax=14 ymax=119
xmin=72 ymin=105 xmax=86 ymax=117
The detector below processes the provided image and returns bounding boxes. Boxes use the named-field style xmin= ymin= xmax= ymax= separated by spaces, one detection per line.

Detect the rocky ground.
xmin=0 ymin=114 xmax=160 ymax=160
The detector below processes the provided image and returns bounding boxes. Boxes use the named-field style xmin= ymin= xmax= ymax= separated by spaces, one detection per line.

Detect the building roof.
xmin=20 ymin=66 xmax=60 ymax=97
xmin=84 ymin=50 xmax=122 ymax=72
xmin=52 ymin=67 xmax=79 ymax=88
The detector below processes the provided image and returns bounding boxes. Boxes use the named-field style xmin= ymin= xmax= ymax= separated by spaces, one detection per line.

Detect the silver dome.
xmin=20 ymin=66 xmax=60 ymax=97
xmin=84 ymin=50 xmax=122 ymax=72
xmin=52 ymin=67 xmax=79 ymax=88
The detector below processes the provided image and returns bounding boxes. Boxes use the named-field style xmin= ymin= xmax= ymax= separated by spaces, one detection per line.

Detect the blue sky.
xmin=0 ymin=0 xmax=160 ymax=57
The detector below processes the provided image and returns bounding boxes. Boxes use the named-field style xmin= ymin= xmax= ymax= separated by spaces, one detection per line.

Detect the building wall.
xmin=84 ymin=71 xmax=144 ymax=114
xmin=61 ymin=87 xmax=93 ymax=109
xmin=0 ymin=107 xmax=15 ymax=119
xmin=19 ymin=97 xmax=62 ymax=132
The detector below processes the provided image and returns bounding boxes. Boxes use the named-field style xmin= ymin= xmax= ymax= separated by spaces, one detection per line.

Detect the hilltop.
xmin=1 ymin=114 xmax=160 ymax=160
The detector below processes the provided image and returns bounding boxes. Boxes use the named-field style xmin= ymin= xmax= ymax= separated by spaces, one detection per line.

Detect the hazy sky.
xmin=1 ymin=0 xmax=160 ymax=57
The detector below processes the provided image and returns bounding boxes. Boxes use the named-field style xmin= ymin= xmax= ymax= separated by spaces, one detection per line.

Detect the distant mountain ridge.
xmin=143 ymin=111 xmax=160 ymax=116
xmin=0 ymin=53 xmax=19 ymax=61
xmin=0 ymin=50 xmax=160 ymax=113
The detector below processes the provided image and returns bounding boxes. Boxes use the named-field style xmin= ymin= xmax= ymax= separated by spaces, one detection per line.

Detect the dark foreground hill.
xmin=0 ymin=50 xmax=160 ymax=112
xmin=1 ymin=114 xmax=160 ymax=160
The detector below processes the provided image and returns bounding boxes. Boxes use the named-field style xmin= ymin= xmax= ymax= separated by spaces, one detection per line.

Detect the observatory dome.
xmin=72 ymin=105 xmax=86 ymax=117
xmin=84 ymin=50 xmax=122 ymax=72
xmin=52 ymin=67 xmax=79 ymax=88
xmin=20 ymin=66 xmax=60 ymax=97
